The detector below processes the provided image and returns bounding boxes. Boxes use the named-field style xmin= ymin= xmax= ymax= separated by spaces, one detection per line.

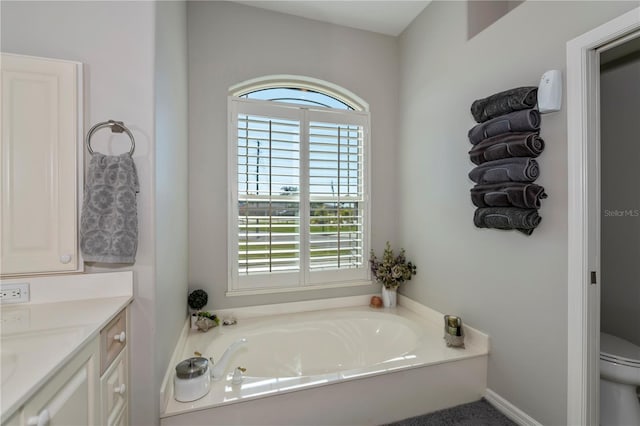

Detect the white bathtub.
xmin=161 ymin=295 xmax=489 ymax=426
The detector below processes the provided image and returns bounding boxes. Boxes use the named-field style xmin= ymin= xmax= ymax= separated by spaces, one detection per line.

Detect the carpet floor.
xmin=382 ymin=398 xmax=518 ymax=426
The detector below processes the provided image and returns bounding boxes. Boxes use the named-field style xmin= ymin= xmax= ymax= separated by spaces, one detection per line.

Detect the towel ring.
xmin=86 ymin=120 xmax=135 ymax=156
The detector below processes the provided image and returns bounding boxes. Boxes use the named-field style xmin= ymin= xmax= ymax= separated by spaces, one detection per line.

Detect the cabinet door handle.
xmin=27 ymin=408 xmax=50 ymax=426
xmin=113 ymin=331 xmax=126 ymax=343
xmin=59 ymin=254 xmax=72 ymax=264
xmin=114 ymin=384 xmax=127 ymax=396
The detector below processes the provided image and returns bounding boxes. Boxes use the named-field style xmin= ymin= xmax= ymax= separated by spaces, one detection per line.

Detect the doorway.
xmin=566 ymin=7 xmax=640 ymax=426
xmin=599 ymin=42 xmax=640 ymax=346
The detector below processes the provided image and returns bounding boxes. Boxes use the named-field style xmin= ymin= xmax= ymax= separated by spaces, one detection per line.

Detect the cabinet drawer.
xmin=102 ymin=349 xmax=128 ymax=424
xmin=101 ymin=310 xmax=127 ymax=374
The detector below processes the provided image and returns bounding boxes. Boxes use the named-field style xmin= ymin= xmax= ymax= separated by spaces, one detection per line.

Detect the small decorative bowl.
xmin=370 ymin=296 xmax=383 ymax=308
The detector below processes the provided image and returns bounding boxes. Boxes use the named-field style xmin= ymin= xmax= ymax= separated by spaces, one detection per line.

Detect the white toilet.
xmin=600 ymin=332 xmax=640 ymax=426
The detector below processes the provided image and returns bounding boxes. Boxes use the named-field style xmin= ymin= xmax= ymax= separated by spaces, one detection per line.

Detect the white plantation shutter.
xmin=237 ymin=114 xmax=301 ymax=273
xmin=306 ymin=108 xmax=366 ymax=284
xmin=230 ymin=98 xmax=369 ymax=291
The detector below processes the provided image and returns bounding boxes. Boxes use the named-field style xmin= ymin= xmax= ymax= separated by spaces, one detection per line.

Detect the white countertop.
xmin=0 ymin=272 xmax=133 ymax=421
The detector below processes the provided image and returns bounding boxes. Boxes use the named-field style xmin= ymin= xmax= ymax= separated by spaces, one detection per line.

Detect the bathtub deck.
xmin=160 ymin=295 xmax=489 ymax=425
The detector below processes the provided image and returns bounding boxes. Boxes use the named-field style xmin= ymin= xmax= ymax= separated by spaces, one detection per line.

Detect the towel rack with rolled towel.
xmin=81 ymin=119 xmax=140 ymax=264
xmin=85 ymin=119 xmax=135 ymax=156
xmin=468 ymin=86 xmax=547 ymax=235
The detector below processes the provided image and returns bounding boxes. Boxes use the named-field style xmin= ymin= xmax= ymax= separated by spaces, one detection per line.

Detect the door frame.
xmin=566 ymin=7 xmax=640 ymax=426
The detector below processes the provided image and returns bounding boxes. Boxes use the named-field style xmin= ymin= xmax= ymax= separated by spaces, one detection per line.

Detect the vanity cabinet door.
xmin=1 ymin=53 xmax=81 ymax=276
xmin=22 ymin=338 xmax=99 ymax=426
xmin=102 ymin=348 xmax=128 ymax=426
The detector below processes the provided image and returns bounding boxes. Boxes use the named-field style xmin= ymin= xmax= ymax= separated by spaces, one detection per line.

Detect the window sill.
xmin=226 ymin=280 xmax=374 ymax=297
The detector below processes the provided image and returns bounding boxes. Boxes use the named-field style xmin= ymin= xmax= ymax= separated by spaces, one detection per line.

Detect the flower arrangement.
xmin=369 ymin=242 xmax=417 ymax=289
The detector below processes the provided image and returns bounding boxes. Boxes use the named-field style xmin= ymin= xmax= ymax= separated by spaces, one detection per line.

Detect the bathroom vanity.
xmin=0 ymin=272 xmax=133 ymax=425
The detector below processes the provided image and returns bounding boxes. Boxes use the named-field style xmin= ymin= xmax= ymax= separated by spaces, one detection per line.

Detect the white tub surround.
xmin=160 ymin=294 xmax=489 ymax=425
xmin=0 ymin=272 xmax=133 ymax=421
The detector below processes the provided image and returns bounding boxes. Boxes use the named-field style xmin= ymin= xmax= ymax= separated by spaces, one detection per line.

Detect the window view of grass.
xmin=238 ymin=200 xmax=362 ymax=274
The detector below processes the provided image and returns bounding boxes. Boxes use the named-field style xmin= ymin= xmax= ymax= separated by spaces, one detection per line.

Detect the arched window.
xmin=228 ymin=76 xmax=371 ymax=293
xmin=240 ymin=87 xmax=353 ymax=110
xmin=230 ymin=74 xmax=369 ymax=111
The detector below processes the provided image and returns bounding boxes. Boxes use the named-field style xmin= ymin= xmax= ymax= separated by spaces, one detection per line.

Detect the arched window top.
xmin=239 ymin=87 xmax=353 ymax=110
xmin=229 ymin=75 xmax=369 ymax=112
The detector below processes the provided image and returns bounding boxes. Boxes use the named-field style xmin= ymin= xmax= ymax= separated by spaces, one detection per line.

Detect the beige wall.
xmin=600 ymin=51 xmax=640 ymax=348
xmin=154 ymin=0 xmax=190 ymax=408
xmin=398 ymin=1 xmax=638 ymax=424
xmin=187 ymin=1 xmax=400 ymax=309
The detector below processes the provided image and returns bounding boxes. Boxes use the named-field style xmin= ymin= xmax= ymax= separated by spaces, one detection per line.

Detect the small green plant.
xmin=196 ymin=311 xmax=220 ymax=325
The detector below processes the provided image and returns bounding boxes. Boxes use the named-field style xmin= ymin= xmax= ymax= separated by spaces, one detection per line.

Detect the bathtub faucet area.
xmin=211 ymin=338 xmax=248 ymax=380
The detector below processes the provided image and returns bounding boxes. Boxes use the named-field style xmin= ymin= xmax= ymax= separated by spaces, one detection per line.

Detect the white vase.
xmin=190 ymin=313 xmax=199 ymax=330
xmin=381 ymin=285 xmax=397 ymax=308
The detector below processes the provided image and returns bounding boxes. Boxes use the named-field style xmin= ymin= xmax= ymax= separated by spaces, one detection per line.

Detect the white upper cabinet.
xmin=1 ymin=53 xmax=82 ymax=276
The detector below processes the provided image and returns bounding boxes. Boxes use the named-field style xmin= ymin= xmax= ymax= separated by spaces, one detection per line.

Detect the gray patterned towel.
xmin=81 ymin=153 xmax=139 ymax=263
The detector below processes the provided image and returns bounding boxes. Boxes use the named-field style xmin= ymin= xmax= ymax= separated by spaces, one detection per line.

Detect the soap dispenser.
xmin=538 ymin=70 xmax=562 ymax=113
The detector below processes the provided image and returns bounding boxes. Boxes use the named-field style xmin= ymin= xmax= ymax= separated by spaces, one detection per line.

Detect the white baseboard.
xmin=484 ymin=389 xmax=542 ymax=426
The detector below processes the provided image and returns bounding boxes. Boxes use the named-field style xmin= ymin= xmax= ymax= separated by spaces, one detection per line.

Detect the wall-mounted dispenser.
xmin=537 ymin=70 xmax=562 ymax=113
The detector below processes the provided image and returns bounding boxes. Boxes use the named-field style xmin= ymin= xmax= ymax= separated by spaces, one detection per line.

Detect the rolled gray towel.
xmin=469 ymin=132 xmax=545 ymax=165
xmin=471 ymin=87 xmax=538 ymax=123
xmin=471 ymin=182 xmax=547 ymax=209
xmin=474 ymin=207 xmax=541 ymax=235
xmin=468 ymin=109 xmax=541 ymax=145
xmin=468 ymin=157 xmax=539 ymax=184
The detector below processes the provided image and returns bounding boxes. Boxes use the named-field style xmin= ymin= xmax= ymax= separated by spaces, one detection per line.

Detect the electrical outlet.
xmin=0 ymin=282 xmax=30 ymax=304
